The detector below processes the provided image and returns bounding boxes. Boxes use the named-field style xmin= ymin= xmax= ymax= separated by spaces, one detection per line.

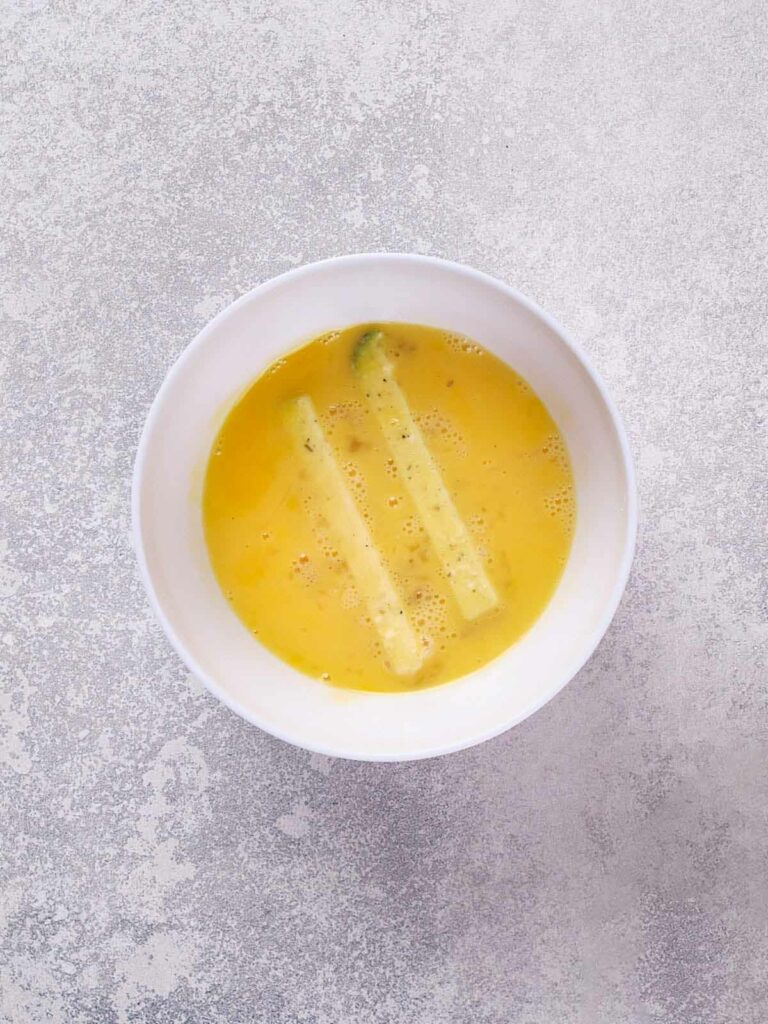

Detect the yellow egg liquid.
xmin=203 ymin=323 xmax=575 ymax=692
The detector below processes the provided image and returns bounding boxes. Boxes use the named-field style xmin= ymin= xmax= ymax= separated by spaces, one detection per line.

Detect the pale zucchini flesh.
xmin=353 ymin=331 xmax=499 ymax=620
xmin=283 ymin=395 xmax=424 ymax=676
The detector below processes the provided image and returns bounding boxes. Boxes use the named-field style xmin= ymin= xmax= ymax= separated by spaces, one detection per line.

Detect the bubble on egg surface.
xmin=291 ymin=552 xmax=318 ymax=584
xmin=402 ymin=515 xmax=423 ymax=537
xmin=321 ymin=400 xmax=364 ymax=437
xmin=543 ymin=484 xmax=575 ymax=526
xmin=541 ymin=433 xmax=569 ymax=470
xmin=416 ymin=408 xmax=468 ymax=456
xmin=445 ymin=333 xmax=484 ymax=357
xmin=266 ymin=357 xmax=287 ymax=376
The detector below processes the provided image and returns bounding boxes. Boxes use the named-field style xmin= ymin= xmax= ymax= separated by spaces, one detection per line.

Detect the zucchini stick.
xmin=283 ymin=395 xmax=424 ymax=675
xmin=353 ymin=331 xmax=498 ymax=620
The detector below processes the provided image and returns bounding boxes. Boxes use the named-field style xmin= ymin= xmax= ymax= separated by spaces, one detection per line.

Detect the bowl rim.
xmin=131 ymin=252 xmax=638 ymax=761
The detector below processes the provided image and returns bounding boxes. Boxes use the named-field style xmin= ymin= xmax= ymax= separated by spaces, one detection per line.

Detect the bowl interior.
xmin=134 ymin=255 xmax=635 ymax=760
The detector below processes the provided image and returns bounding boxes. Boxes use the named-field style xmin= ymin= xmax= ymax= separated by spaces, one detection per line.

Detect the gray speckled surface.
xmin=2 ymin=0 xmax=767 ymax=1021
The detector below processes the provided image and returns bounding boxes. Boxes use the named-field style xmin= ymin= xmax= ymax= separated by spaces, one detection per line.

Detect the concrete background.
xmin=2 ymin=1 xmax=767 ymax=1021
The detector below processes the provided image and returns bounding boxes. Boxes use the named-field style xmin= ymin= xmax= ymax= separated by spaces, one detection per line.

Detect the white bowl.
xmin=132 ymin=254 xmax=636 ymax=761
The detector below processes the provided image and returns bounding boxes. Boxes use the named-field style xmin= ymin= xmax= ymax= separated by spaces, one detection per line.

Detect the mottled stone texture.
xmin=1 ymin=0 xmax=767 ymax=1021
